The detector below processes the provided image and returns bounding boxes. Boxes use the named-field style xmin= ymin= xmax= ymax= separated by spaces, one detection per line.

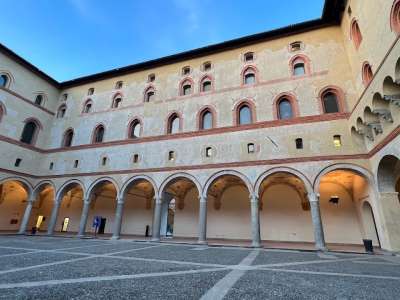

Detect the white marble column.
xmin=250 ymin=193 xmax=261 ymax=248
xmin=77 ymin=198 xmax=91 ymax=238
xmin=111 ymin=197 xmax=124 ymax=240
xmin=47 ymin=200 xmax=61 ymax=235
xmin=151 ymin=195 xmax=162 ymax=241
xmin=198 ymin=195 xmax=207 ymax=244
xmin=309 ymin=192 xmax=327 ymax=251
xmin=18 ymin=195 xmax=36 ymax=234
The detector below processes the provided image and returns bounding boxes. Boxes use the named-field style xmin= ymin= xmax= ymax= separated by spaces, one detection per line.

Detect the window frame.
xmin=166 ymin=112 xmax=182 ymax=134
xmin=62 ymin=128 xmax=74 ymax=148
xmin=92 ymin=124 xmax=105 ymax=144
xmin=128 ymin=118 xmax=143 ymax=139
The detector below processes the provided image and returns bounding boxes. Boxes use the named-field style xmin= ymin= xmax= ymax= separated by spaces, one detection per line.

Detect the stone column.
xmin=77 ymin=198 xmax=91 ymax=238
xmin=250 ymin=193 xmax=261 ymax=248
xmin=198 ymin=195 xmax=207 ymax=244
xmin=47 ymin=200 xmax=61 ymax=235
xmin=151 ymin=196 xmax=162 ymax=242
xmin=18 ymin=195 xmax=35 ymax=234
xmin=309 ymin=192 xmax=327 ymax=251
xmin=111 ymin=197 xmax=125 ymax=240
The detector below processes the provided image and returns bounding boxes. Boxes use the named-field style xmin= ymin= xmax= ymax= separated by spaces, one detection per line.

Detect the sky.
xmin=0 ymin=0 xmax=325 ymax=82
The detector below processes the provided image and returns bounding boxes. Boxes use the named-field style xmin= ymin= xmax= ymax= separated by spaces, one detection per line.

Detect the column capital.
xmin=199 ymin=195 xmax=207 ymax=203
xmin=83 ymin=197 xmax=91 ymax=205
xmin=308 ymin=192 xmax=320 ymax=203
xmin=27 ymin=195 xmax=36 ymax=204
xmin=249 ymin=193 xmax=259 ymax=203
xmin=154 ymin=195 xmax=162 ymax=204
xmin=117 ymin=197 xmax=124 ymax=205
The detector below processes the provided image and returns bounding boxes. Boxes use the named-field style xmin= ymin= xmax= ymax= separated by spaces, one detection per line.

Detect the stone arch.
xmin=56 ymin=179 xmax=86 ymax=203
xmin=377 ymin=154 xmax=400 ymax=193
xmin=121 ymin=175 xmax=158 ymax=198
xmin=0 ymin=177 xmax=33 ymax=197
xmin=159 ymin=172 xmax=202 ymax=199
xmin=0 ymin=101 xmax=6 ymax=123
xmin=87 ymin=177 xmax=120 ymax=200
xmin=33 ymin=180 xmax=56 ymax=200
xmin=203 ymin=170 xmax=253 ymax=198
xmin=255 ymin=167 xmax=313 ymax=196
xmin=313 ymin=163 xmax=374 ymax=192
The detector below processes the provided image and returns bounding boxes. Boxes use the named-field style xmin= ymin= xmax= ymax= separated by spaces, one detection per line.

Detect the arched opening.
xmin=199 ymin=109 xmax=214 ymax=130
xmin=361 ymin=201 xmax=380 ymax=246
xmin=159 ymin=176 xmax=200 ymax=239
xmin=200 ymin=76 xmax=212 ymax=92
xmin=83 ymin=100 xmax=93 ymax=114
xmin=243 ymin=67 xmax=256 ymax=85
xmin=167 ymin=113 xmax=181 ymax=134
xmin=317 ymin=169 xmax=378 ymax=248
xmin=205 ymin=173 xmax=251 ymax=242
xmin=85 ymin=180 xmax=118 ymax=236
xmin=92 ymin=125 xmax=105 ymax=143
xmin=362 ymin=62 xmax=373 ymax=86
xmin=391 ymin=0 xmax=400 ymax=35
xmin=322 ymin=90 xmax=340 ymax=114
xmin=377 ymin=155 xmax=400 ymax=193
xmin=20 ymin=120 xmax=39 ymax=145
xmin=54 ymin=182 xmax=84 ymax=234
xmin=144 ymin=87 xmax=155 ymax=102
xmin=24 ymin=183 xmax=55 ymax=233
xmin=237 ymin=104 xmax=252 ymax=125
xmin=258 ymin=172 xmax=314 ymax=245
xmin=180 ymin=79 xmax=193 ymax=96
xmin=34 ymin=94 xmax=43 ymax=106
xmin=57 ymin=104 xmax=67 ymax=118
xmin=0 ymin=74 xmax=9 ymax=88
xmin=62 ymin=129 xmax=74 ymax=147
xmin=112 ymin=95 xmax=122 ymax=108
xmin=382 ymin=76 xmax=400 ymax=115
xmin=350 ymin=19 xmax=363 ymax=49
xmin=128 ymin=119 xmax=142 ymax=139
xmin=0 ymin=180 xmax=30 ymax=232
xmin=277 ymin=98 xmax=294 ymax=120
xmin=120 ymin=177 xmax=156 ymax=237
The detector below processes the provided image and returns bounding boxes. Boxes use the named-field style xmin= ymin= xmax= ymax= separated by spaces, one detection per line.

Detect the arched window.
xmin=293 ymin=60 xmax=306 ymax=76
xmin=200 ymin=76 xmax=212 ymax=92
xmin=83 ymin=100 xmax=93 ymax=113
xmin=0 ymin=74 xmax=9 ymax=87
xmin=180 ymin=79 xmax=193 ymax=96
xmin=128 ymin=119 xmax=141 ymax=139
xmin=167 ymin=113 xmax=180 ymax=134
xmin=322 ymin=90 xmax=340 ymax=114
xmin=87 ymin=88 xmax=94 ymax=96
xmin=238 ymin=104 xmax=252 ymax=125
xmin=34 ymin=95 xmax=43 ymax=106
xmin=362 ymin=62 xmax=373 ymax=86
xmin=57 ymin=104 xmax=67 ymax=118
xmin=278 ymin=98 xmax=294 ymax=119
xmin=243 ymin=67 xmax=256 ymax=85
xmin=350 ymin=19 xmax=363 ymax=49
xmin=112 ymin=95 xmax=122 ymax=108
xmin=144 ymin=87 xmax=155 ymax=102
xmin=199 ymin=109 xmax=213 ymax=130
xmin=92 ymin=125 xmax=105 ymax=143
xmin=62 ymin=129 xmax=74 ymax=147
xmin=20 ymin=120 xmax=39 ymax=145
xmin=391 ymin=0 xmax=400 ymax=35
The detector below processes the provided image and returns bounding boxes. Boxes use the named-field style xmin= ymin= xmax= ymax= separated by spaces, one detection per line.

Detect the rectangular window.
xmin=205 ymin=147 xmax=212 ymax=157
xmin=247 ymin=143 xmax=255 ymax=153
xmin=333 ymin=135 xmax=342 ymax=148
xmin=168 ymin=151 xmax=175 ymax=161
xmin=133 ymin=154 xmax=139 ymax=163
xmin=295 ymin=138 xmax=303 ymax=149
xmin=74 ymin=160 xmax=79 ymax=168
xmin=49 ymin=162 xmax=54 ymax=170
xmin=14 ymin=158 xmax=22 ymax=167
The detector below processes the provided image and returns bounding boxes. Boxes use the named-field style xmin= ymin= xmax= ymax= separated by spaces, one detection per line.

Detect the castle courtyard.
xmin=0 ymin=235 xmax=399 ymax=299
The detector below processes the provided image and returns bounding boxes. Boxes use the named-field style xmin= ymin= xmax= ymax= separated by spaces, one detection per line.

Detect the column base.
xmin=111 ymin=235 xmax=120 ymax=240
xmin=197 ymin=239 xmax=208 ymax=245
xmin=151 ymin=237 xmax=160 ymax=242
xmin=315 ymin=245 xmax=328 ymax=252
xmin=252 ymin=241 xmax=262 ymax=248
xmin=76 ymin=234 xmax=85 ymax=239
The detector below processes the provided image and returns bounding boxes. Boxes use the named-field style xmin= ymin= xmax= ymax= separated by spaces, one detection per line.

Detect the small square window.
xmin=295 ymin=138 xmax=303 ymax=149
xmin=244 ymin=52 xmax=254 ymax=62
xmin=205 ymin=147 xmax=213 ymax=157
xmin=115 ymin=81 xmax=123 ymax=89
xmin=148 ymin=74 xmax=155 ymax=82
xmin=88 ymin=88 xmax=94 ymax=96
xmin=182 ymin=66 xmax=191 ymax=76
xmin=49 ymin=162 xmax=54 ymax=170
xmin=203 ymin=62 xmax=212 ymax=72
xmin=247 ymin=143 xmax=255 ymax=153
xmin=333 ymin=135 xmax=342 ymax=148
xmin=14 ymin=158 xmax=22 ymax=167
xmin=133 ymin=154 xmax=139 ymax=163
xmin=168 ymin=151 xmax=175 ymax=161
xmin=61 ymin=93 xmax=68 ymax=101
xmin=74 ymin=160 xmax=79 ymax=168
xmin=290 ymin=41 xmax=303 ymax=52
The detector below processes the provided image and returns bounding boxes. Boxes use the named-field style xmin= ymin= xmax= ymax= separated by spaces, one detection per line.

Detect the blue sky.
xmin=0 ymin=0 xmax=325 ymax=82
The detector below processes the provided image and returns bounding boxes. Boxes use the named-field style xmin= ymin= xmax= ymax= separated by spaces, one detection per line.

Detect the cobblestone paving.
xmin=0 ymin=236 xmax=399 ymax=299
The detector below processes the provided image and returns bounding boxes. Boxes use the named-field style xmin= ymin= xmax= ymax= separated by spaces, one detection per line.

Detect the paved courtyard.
xmin=0 ymin=236 xmax=399 ymax=299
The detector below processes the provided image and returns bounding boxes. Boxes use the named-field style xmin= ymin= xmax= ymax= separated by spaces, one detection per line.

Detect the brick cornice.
xmin=0 ymin=86 xmax=55 ymax=116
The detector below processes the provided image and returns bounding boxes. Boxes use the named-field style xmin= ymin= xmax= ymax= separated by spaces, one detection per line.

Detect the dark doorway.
xmin=98 ymin=218 xmax=106 ymax=234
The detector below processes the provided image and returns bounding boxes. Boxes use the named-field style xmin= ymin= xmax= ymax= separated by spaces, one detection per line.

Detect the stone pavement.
xmin=0 ymin=235 xmax=399 ymax=299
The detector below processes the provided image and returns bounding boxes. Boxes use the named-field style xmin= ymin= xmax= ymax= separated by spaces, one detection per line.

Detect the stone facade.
xmin=0 ymin=0 xmax=399 ymax=251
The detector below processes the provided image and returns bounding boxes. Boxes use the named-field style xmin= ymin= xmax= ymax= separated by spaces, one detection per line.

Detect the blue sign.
xmin=92 ymin=216 xmax=100 ymax=228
